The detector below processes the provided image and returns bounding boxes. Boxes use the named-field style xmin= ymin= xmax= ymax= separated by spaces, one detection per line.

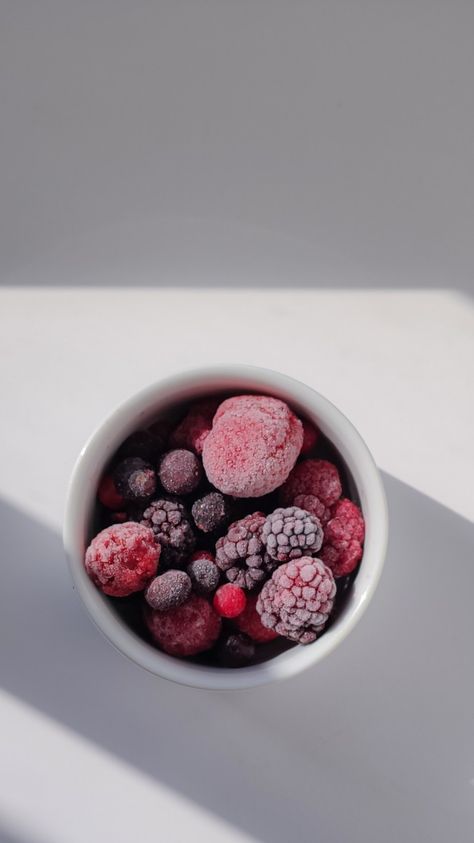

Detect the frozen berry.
xmin=320 ymin=542 xmax=362 ymax=578
xmin=145 ymin=594 xmax=221 ymax=657
xmin=213 ymin=584 xmax=247 ymax=618
xmin=192 ymin=492 xmax=229 ymax=533
xmin=117 ymin=430 xmax=162 ymax=462
xmin=187 ymin=556 xmax=220 ymax=596
xmin=159 ymin=449 xmax=202 ymax=495
xmin=189 ymin=550 xmax=215 ymax=563
xmin=301 ymin=420 xmax=319 ymax=454
xmin=234 ymin=593 xmax=279 ymax=643
xmin=145 ymin=570 xmax=191 ymax=611
xmin=170 ymin=398 xmax=220 ymax=454
xmin=321 ymin=498 xmax=365 ymax=577
xmin=98 ymin=474 xmax=125 ymax=510
xmin=141 ymin=498 xmax=195 ymax=567
xmin=280 ymin=459 xmax=342 ymax=507
xmin=218 ymin=633 xmax=255 ymax=667
xmin=203 ymin=395 xmax=303 ymax=497
xmin=257 ymin=557 xmax=336 ymax=644
xmin=215 ymin=512 xmax=276 ymax=590
xmin=292 ymin=493 xmax=331 ymax=526
xmin=262 ymin=506 xmax=324 ymax=562
xmin=113 ymin=457 xmax=157 ymax=502
xmin=85 ymin=522 xmax=159 ymax=597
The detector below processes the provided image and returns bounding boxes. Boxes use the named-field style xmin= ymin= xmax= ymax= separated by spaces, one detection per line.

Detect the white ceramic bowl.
xmin=64 ymin=365 xmax=388 ymax=689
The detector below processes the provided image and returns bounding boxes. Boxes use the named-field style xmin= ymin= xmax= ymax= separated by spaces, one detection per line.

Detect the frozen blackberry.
xmin=159 ymin=449 xmax=202 ymax=495
xmin=187 ymin=556 xmax=220 ymax=595
xmin=145 ymin=570 xmax=191 ymax=611
xmin=192 ymin=492 xmax=229 ymax=533
xmin=257 ymin=557 xmax=336 ymax=644
xmin=218 ymin=633 xmax=256 ymax=667
xmin=262 ymin=506 xmax=323 ymax=563
xmin=113 ymin=457 xmax=157 ymax=502
xmin=215 ymin=512 xmax=276 ymax=590
xmin=141 ymin=498 xmax=195 ymax=567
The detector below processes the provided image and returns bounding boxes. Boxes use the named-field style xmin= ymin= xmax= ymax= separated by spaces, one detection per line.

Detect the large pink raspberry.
xmin=203 ymin=395 xmax=303 ymax=497
xmin=280 ymin=459 xmax=342 ymax=507
xmin=144 ymin=595 xmax=221 ymax=656
xmin=257 ymin=557 xmax=336 ymax=644
xmin=170 ymin=399 xmax=220 ymax=454
xmin=85 ymin=522 xmax=160 ymax=597
xmin=321 ymin=498 xmax=365 ymax=577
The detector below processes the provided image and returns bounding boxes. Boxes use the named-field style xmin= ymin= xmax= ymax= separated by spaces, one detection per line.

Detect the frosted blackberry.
xmin=215 ymin=512 xmax=276 ymax=590
xmin=262 ymin=506 xmax=323 ymax=563
xmin=141 ymin=498 xmax=195 ymax=567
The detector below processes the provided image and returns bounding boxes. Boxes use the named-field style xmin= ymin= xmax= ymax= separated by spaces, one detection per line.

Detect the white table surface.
xmin=1 ymin=3 xmax=474 ymax=842
xmin=0 ymin=288 xmax=473 ymax=843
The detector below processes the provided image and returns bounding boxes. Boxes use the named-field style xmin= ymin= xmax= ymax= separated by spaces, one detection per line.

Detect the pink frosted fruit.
xmin=144 ymin=595 xmax=221 ymax=656
xmin=280 ymin=459 xmax=342 ymax=508
xmin=321 ymin=498 xmax=365 ymax=577
xmin=85 ymin=522 xmax=159 ymax=597
xmin=203 ymin=395 xmax=303 ymax=497
xmin=170 ymin=399 xmax=220 ymax=454
xmin=301 ymin=420 xmax=319 ymax=454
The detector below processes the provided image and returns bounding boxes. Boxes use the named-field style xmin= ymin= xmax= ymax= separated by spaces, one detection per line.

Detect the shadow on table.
xmin=0 ymin=475 xmax=473 ymax=843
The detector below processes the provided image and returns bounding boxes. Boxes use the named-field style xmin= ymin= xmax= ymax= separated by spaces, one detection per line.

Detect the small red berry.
xmin=213 ymin=584 xmax=247 ymax=619
xmin=98 ymin=474 xmax=125 ymax=510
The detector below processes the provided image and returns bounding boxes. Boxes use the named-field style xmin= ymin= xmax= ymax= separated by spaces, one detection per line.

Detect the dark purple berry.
xmin=192 ymin=492 xmax=229 ymax=533
xmin=218 ymin=633 xmax=255 ymax=667
xmin=187 ymin=557 xmax=220 ymax=596
xmin=141 ymin=498 xmax=195 ymax=567
xmin=113 ymin=457 xmax=157 ymax=502
xmin=145 ymin=570 xmax=191 ymax=611
xmin=159 ymin=449 xmax=202 ymax=495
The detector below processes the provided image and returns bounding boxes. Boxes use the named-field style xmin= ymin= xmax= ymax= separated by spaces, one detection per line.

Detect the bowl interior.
xmin=64 ymin=366 xmax=388 ymax=689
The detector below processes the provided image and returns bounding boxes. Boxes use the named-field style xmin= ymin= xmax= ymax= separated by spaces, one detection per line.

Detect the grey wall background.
xmin=1 ymin=1 xmax=473 ymax=291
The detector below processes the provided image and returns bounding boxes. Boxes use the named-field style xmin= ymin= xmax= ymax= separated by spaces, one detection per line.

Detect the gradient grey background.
xmin=1 ymin=1 xmax=473 ymax=291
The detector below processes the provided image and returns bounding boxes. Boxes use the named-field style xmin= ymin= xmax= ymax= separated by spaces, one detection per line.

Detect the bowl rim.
xmin=63 ymin=364 xmax=388 ymax=689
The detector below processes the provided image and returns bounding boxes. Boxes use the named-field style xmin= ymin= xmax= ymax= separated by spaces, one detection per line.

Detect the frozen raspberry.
xmin=301 ymin=420 xmax=319 ymax=454
xmin=321 ymin=498 xmax=365 ymax=577
xmin=192 ymin=492 xmax=229 ymax=533
xmin=215 ymin=512 xmax=276 ymax=590
xmin=170 ymin=399 xmax=220 ymax=454
xmin=280 ymin=459 xmax=342 ymax=508
xmin=234 ymin=593 xmax=279 ymax=642
xmin=320 ymin=542 xmax=362 ymax=578
xmin=203 ymin=395 xmax=303 ymax=498
xmin=113 ymin=457 xmax=157 ymax=502
xmin=141 ymin=498 xmax=195 ymax=567
xmin=145 ymin=570 xmax=191 ymax=611
xmin=85 ymin=522 xmax=159 ymax=597
xmin=218 ymin=633 xmax=256 ymax=667
xmin=144 ymin=595 xmax=221 ymax=657
xmin=292 ymin=493 xmax=331 ymax=526
xmin=117 ymin=430 xmax=162 ymax=462
xmin=213 ymin=584 xmax=247 ymax=618
xmin=262 ymin=506 xmax=323 ymax=562
xmin=257 ymin=557 xmax=336 ymax=644
xmin=187 ymin=556 xmax=220 ymax=595
xmin=158 ymin=449 xmax=202 ymax=495
xmin=98 ymin=474 xmax=125 ymax=510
